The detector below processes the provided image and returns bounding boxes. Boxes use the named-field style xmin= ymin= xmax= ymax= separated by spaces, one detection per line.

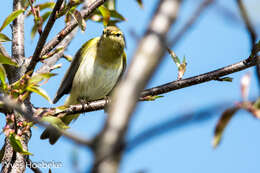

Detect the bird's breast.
xmin=70 ymin=49 xmax=123 ymax=102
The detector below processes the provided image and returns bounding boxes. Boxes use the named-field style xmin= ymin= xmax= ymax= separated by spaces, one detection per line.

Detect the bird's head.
xmin=101 ymin=26 xmax=125 ymax=50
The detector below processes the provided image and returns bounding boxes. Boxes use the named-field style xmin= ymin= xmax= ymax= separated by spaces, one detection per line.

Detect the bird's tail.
xmin=40 ymin=95 xmax=79 ymax=144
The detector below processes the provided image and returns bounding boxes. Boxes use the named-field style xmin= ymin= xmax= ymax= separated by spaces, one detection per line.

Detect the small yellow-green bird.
xmin=40 ymin=26 xmax=126 ymax=144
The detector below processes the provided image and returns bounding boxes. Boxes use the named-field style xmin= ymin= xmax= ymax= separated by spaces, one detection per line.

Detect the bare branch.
xmin=141 ymin=56 xmax=259 ymax=97
xmin=36 ymin=27 xmax=78 ymax=74
xmin=91 ymin=0 xmax=182 ymax=172
xmin=237 ymin=0 xmax=257 ymax=47
xmin=26 ymin=0 xmax=65 ymax=73
xmin=44 ymin=55 xmax=259 ymax=117
xmin=9 ymin=0 xmax=25 ymax=83
xmin=39 ymin=0 xmax=107 ymax=58
xmin=236 ymin=0 xmax=259 ymax=92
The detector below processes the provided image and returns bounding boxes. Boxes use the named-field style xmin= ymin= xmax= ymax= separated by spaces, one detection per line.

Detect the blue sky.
xmin=1 ymin=0 xmax=260 ymax=172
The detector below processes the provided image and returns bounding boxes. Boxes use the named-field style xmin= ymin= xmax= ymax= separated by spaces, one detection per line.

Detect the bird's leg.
xmin=77 ymin=97 xmax=90 ymax=110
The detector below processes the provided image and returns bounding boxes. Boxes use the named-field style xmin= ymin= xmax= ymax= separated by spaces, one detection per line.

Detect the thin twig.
xmin=39 ymin=0 xmax=107 ymax=59
xmin=141 ymin=56 xmax=259 ymax=97
xmin=36 ymin=27 xmax=78 ymax=74
xmin=26 ymin=0 xmax=64 ymax=73
xmin=236 ymin=0 xmax=259 ymax=91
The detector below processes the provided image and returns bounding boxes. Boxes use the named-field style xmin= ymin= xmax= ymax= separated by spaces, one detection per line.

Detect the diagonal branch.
xmin=39 ymin=0 xmax=107 ymax=59
xmin=26 ymin=0 xmax=64 ymax=73
xmin=36 ymin=27 xmax=78 ymax=74
xmin=236 ymin=0 xmax=259 ymax=91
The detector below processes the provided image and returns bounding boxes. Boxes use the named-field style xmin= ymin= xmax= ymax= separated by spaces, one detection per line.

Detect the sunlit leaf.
xmin=29 ymin=72 xmax=56 ymax=85
xmin=0 ymin=33 xmax=11 ymax=42
xmin=212 ymin=107 xmax=239 ymax=148
xmin=0 ymin=53 xmax=18 ymax=67
xmin=27 ymin=85 xmax=52 ymax=103
xmin=142 ymin=95 xmax=164 ymax=101
xmin=177 ymin=57 xmax=187 ymax=80
xmin=38 ymin=2 xmax=55 ymax=11
xmin=110 ymin=10 xmax=125 ymax=21
xmin=167 ymin=48 xmax=187 ymax=79
xmin=0 ymin=64 xmax=7 ymax=90
xmin=167 ymin=47 xmax=180 ymax=66
xmin=98 ymin=5 xmax=111 ymax=26
xmin=41 ymin=116 xmax=69 ymax=130
xmin=9 ymin=133 xmax=33 ymax=155
xmin=0 ymin=9 xmax=25 ymax=32
xmin=71 ymin=10 xmax=86 ymax=31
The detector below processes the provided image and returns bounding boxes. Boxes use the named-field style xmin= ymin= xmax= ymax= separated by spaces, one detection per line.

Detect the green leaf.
xmin=71 ymin=10 xmax=86 ymax=31
xmin=0 ymin=53 xmax=18 ymax=66
xmin=142 ymin=95 xmax=164 ymax=101
xmin=0 ymin=64 xmax=7 ymax=90
xmin=98 ymin=5 xmax=111 ymax=26
xmin=0 ymin=9 xmax=25 ymax=32
xmin=110 ymin=10 xmax=125 ymax=21
xmin=29 ymin=72 xmax=56 ymax=85
xmin=9 ymin=133 xmax=33 ymax=155
xmin=38 ymin=2 xmax=55 ymax=11
xmin=42 ymin=116 xmax=69 ymax=130
xmin=212 ymin=107 xmax=239 ymax=148
xmin=27 ymin=85 xmax=52 ymax=103
xmin=0 ymin=33 xmax=11 ymax=42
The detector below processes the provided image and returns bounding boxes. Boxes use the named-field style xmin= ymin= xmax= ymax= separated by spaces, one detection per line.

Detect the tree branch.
xmin=36 ymin=27 xmax=78 ymax=74
xmin=0 ymin=96 xmax=92 ymax=147
xmin=26 ymin=0 xmax=64 ymax=73
xmin=39 ymin=0 xmax=107 ymax=59
xmin=141 ymin=56 xmax=259 ymax=97
xmin=46 ymin=52 xmax=260 ymax=121
xmin=236 ymin=0 xmax=259 ymax=91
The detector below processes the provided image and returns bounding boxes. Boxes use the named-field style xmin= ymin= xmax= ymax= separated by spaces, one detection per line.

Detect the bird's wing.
xmin=53 ymin=37 xmax=100 ymax=104
xmin=120 ymin=51 xmax=127 ymax=79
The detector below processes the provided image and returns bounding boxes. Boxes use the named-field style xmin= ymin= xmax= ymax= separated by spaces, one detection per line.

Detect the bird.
xmin=40 ymin=26 xmax=126 ymax=144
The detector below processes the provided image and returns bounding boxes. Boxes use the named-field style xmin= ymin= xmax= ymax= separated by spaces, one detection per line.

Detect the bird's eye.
xmin=116 ymin=33 xmax=121 ymax=37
